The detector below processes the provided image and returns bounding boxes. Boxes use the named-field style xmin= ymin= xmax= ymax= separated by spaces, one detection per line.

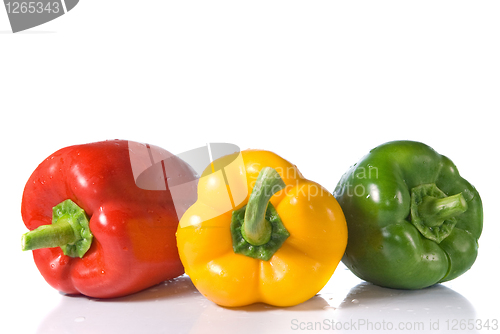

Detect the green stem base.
xmin=231 ymin=167 xmax=290 ymax=261
xmin=231 ymin=202 xmax=289 ymax=261
xmin=410 ymin=184 xmax=468 ymax=243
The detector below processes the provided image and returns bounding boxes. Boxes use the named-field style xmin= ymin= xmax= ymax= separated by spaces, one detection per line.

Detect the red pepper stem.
xmin=21 ymin=199 xmax=93 ymax=258
xmin=242 ymin=167 xmax=286 ymax=246
xmin=22 ymin=218 xmax=78 ymax=251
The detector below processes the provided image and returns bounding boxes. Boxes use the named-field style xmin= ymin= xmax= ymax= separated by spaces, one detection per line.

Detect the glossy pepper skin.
xmin=333 ymin=141 xmax=482 ymax=289
xmin=21 ymin=140 xmax=194 ymax=298
xmin=176 ymin=150 xmax=348 ymax=307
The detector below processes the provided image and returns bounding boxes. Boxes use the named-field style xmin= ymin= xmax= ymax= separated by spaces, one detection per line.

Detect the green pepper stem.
xmin=242 ymin=167 xmax=286 ymax=246
xmin=22 ymin=217 xmax=78 ymax=251
xmin=418 ymin=193 xmax=468 ymax=227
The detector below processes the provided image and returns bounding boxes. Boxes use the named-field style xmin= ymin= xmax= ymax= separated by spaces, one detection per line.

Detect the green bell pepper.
xmin=333 ymin=140 xmax=483 ymax=289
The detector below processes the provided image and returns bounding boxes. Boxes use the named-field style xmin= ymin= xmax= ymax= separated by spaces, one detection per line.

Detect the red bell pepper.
xmin=21 ymin=140 xmax=196 ymax=298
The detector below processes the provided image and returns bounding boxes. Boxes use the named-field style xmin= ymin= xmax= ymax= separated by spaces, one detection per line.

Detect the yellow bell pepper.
xmin=176 ymin=150 xmax=347 ymax=307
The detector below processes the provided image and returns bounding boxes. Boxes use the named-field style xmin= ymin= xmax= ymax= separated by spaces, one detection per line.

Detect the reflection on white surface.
xmin=37 ymin=275 xmax=204 ymax=334
xmin=330 ymin=282 xmax=477 ymax=334
xmin=36 ymin=270 xmax=480 ymax=334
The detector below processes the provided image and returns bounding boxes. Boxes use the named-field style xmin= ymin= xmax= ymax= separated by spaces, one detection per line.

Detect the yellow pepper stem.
xmin=242 ymin=167 xmax=286 ymax=246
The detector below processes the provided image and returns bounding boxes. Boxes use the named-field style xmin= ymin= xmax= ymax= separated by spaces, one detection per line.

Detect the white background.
xmin=1 ymin=1 xmax=499 ymax=333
